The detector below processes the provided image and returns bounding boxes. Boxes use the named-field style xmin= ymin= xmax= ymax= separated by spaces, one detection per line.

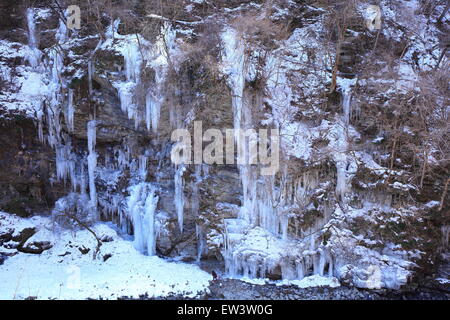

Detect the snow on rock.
xmin=0 ymin=40 xmax=46 ymax=117
xmin=0 ymin=212 xmax=35 ymax=238
xmin=279 ymin=274 xmax=340 ymax=288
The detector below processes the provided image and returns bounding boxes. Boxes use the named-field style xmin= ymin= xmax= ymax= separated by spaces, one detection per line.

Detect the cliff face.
xmin=0 ymin=0 xmax=448 ymax=291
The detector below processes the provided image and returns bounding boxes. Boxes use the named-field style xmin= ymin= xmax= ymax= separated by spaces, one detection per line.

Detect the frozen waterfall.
xmin=26 ymin=8 xmax=42 ymax=69
xmin=87 ymin=120 xmax=98 ymax=213
xmin=127 ymin=183 xmax=159 ymax=255
xmin=219 ymin=27 xmax=338 ymax=282
xmin=174 ymin=166 xmax=186 ymax=233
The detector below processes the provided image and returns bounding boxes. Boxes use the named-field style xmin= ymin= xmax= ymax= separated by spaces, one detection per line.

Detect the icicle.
xmin=142 ymin=22 xmax=174 ymax=133
xmin=309 ymin=233 xmax=316 ymax=251
xmin=51 ymin=13 xmax=67 ymax=85
xmin=127 ymin=183 xmax=159 ymax=255
xmin=80 ymin=162 xmax=87 ymax=194
xmin=318 ymin=250 xmax=326 ymax=276
xmin=161 ymin=22 xmax=176 ymax=60
xmin=145 ymin=95 xmax=152 ymax=132
xmin=144 ymin=187 xmax=159 ymax=255
xmin=66 ymin=89 xmax=75 ymax=132
xmin=328 ymin=254 xmax=334 ymax=277
xmin=221 ymin=28 xmax=298 ymax=279
xmin=117 ymin=82 xmax=137 ymax=121
xmin=335 ymin=160 xmax=347 ymax=202
xmin=46 ymin=104 xmax=61 ymax=148
xmin=55 ymin=142 xmax=84 ymax=200
xmin=55 ymin=16 xmax=68 ymax=44
xmin=123 ymin=40 xmax=142 ymax=83
xmin=88 ymin=120 xmax=96 ymax=153
xmin=87 ymin=121 xmax=97 ymax=213
xmin=116 ymin=148 xmax=129 ymax=170
xmin=280 ymin=215 xmax=289 ymax=240
xmin=56 ymin=144 xmax=71 ymax=182
xmin=296 ymin=259 xmax=305 ymax=279
xmin=174 ymin=166 xmax=185 ymax=233
xmin=36 ymin=104 xmax=44 ymax=143
xmin=111 ymin=36 xmax=144 ymax=128
xmin=239 ymin=166 xmax=259 ymax=225
xmin=196 ymin=225 xmax=204 ymax=263
xmin=339 ymin=77 xmax=356 ymax=125
xmin=281 ymin=260 xmax=297 ymax=280
xmin=50 ymin=48 xmax=63 ymax=86
xmin=220 ymin=26 xmax=341 ymax=282
xmin=145 ymin=91 xmax=161 ymax=133
xmin=145 ymin=92 xmax=152 ymax=132
xmin=139 ymin=155 xmax=147 ymax=179
xmin=87 ymin=152 xmax=97 ymax=202
xmin=39 ymin=10 xmax=66 ymax=150
xmin=258 ymin=198 xmax=279 ymax=235
xmin=26 ymin=8 xmax=41 ymax=68
xmin=222 ymin=28 xmax=245 ymax=134
xmin=26 ymin=8 xmax=37 ymax=49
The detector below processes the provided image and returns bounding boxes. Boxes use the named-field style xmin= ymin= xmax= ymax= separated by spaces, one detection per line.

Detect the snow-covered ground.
xmin=0 ymin=213 xmax=212 ymax=300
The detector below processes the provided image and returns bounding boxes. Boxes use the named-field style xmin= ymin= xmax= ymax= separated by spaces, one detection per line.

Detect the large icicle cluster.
xmin=22 ymin=14 xmax=180 ymax=256
xmin=222 ymin=28 xmax=246 ymax=135
xmin=91 ymin=20 xmax=179 ymax=253
xmin=103 ymin=20 xmax=175 ymax=132
xmin=174 ymin=166 xmax=186 ymax=233
xmin=87 ymin=120 xmax=98 ymax=215
xmin=26 ymin=8 xmax=42 ymax=69
xmin=218 ymin=26 xmax=353 ymax=282
xmin=22 ymin=8 xmax=104 ymax=232
xmin=127 ymin=183 xmax=160 ymax=255
xmin=220 ymin=27 xmax=311 ymax=280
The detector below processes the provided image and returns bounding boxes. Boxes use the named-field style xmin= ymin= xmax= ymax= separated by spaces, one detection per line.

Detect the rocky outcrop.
xmin=0 ymin=116 xmax=64 ymax=217
xmin=0 ymin=0 xmax=448 ymax=291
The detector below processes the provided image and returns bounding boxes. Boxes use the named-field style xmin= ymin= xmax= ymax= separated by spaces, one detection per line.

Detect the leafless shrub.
xmin=232 ymin=10 xmax=288 ymax=47
xmin=52 ymin=193 xmax=102 ymax=258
